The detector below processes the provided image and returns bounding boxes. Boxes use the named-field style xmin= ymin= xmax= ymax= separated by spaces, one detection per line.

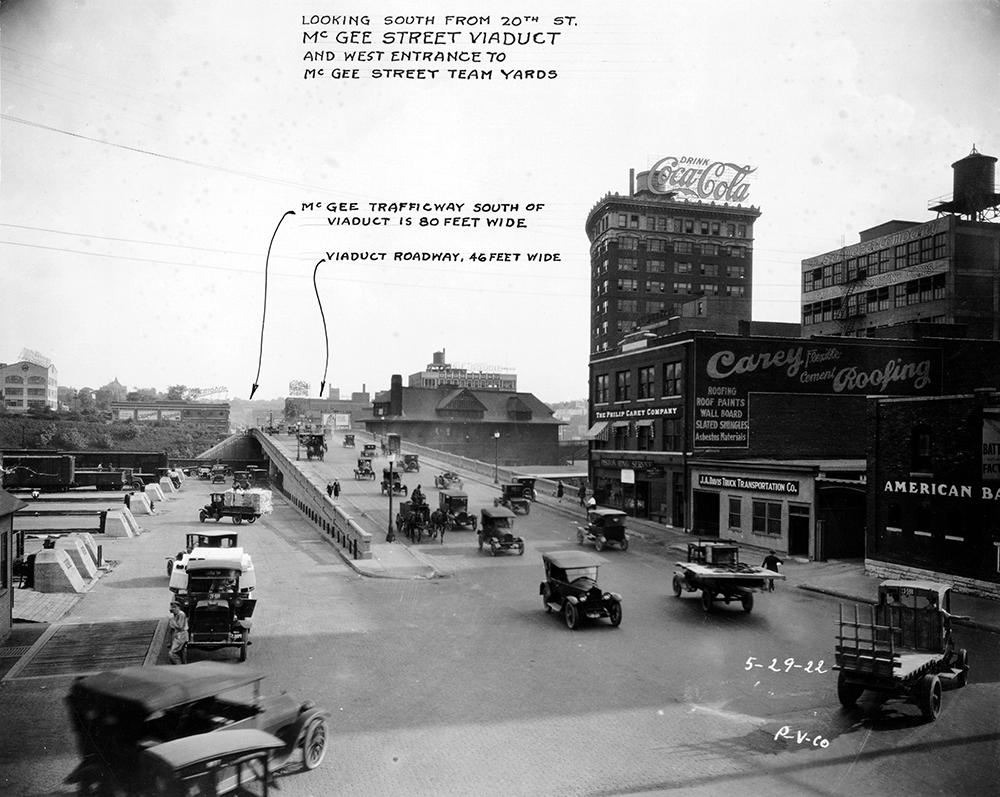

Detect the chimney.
xmin=390 ymin=375 xmax=403 ymax=416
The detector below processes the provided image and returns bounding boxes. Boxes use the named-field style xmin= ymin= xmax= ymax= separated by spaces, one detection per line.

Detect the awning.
xmin=635 ymin=420 xmax=654 ymax=427
xmin=611 ymin=421 xmax=630 ymax=428
xmin=584 ymin=421 xmax=609 ymax=440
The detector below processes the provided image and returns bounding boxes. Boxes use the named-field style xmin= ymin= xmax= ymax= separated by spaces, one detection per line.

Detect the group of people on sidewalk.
xmin=325 ymin=480 xmax=341 ymax=499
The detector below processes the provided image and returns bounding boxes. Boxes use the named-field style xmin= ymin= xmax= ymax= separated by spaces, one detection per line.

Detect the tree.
xmin=166 ymin=385 xmax=187 ymax=401
xmin=127 ymin=388 xmax=160 ymax=402
xmin=284 ymin=398 xmax=299 ymax=420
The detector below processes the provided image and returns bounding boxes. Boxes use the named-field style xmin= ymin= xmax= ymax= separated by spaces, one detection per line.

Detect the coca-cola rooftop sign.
xmin=648 ymin=156 xmax=756 ymax=205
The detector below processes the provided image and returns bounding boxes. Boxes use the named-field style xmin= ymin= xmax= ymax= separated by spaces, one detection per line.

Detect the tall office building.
xmin=585 ymin=158 xmax=762 ymax=357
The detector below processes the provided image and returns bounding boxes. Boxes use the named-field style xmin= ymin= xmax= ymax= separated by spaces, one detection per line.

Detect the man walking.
xmin=578 ymin=483 xmax=586 ymax=506
xmin=762 ymin=550 xmax=784 ymax=592
xmin=333 ymin=479 xmax=341 ymax=499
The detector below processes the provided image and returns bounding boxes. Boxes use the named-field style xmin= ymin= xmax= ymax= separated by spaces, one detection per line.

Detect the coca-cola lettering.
xmin=649 ymin=156 xmax=756 ymax=204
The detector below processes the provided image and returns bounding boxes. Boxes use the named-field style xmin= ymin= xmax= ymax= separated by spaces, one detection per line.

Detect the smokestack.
xmin=390 ymin=375 xmax=403 ymax=416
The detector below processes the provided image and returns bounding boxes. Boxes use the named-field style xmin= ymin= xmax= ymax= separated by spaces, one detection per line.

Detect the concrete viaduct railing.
xmin=251 ymin=430 xmax=372 ymax=560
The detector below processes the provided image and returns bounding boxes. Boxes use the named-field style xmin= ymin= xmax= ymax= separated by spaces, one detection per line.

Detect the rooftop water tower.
xmin=928 ymin=145 xmax=1000 ymax=221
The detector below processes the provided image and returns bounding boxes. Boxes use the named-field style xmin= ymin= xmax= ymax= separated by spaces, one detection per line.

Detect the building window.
xmin=703 ymin=283 xmax=719 ymax=295
xmin=613 ymin=423 xmax=629 ymax=449
xmin=701 ymin=264 xmax=719 ymax=277
xmin=675 ymin=262 xmax=693 ymax=274
xmin=617 ymin=320 xmax=636 ymax=333
xmin=618 ymin=298 xmax=638 ymax=313
xmin=4 ymin=376 xmax=24 ymax=384
xmin=618 ymin=257 xmax=638 ymax=271
xmin=907 ymin=240 xmax=920 ymax=267
xmin=726 ymin=224 xmax=736 ymax=237
xmin=637 ymin=424 xmax=652 ymax=450
xmin=648 ymin=239 xmax=668 ymax=252
xmin=619 ymin=236 xmax=638 ymax=250
xmin=618 ymin=214 xmax=627 ymax=227
xmin=701 ymin=243 xmax=719 ymax=256
xmin=729 ymin=245 xmax=747 ymax=258
xmin=674 ymin=282 xmax=693 ymax=294
xmin=674 ymin=241 xmax=693 ymax=255
xmin=615 ymin=370 xmax=631 ymax=401
xmin=700 ymin=221 xmax=710 ymax=235
xmin=683 ymin=219 xmax=695 ymax=234
xmin=618 ymin=278 xmax=639 ymax=292
xmin=933 ymin=233 xmax=947 ymax=260
xmin=726 ymin=285 xmax=745 ymax=297
xmin=647 ymin=300 xmax=667 ymax=314
xmin=711 ymin=222 xmax=720 ymax=236
xmin=646 ymin=280 xmax=667 ymax=293
xmin=663 ymin=419 xmax=681 ymax=450
xmin=894 ymin=245 xmax=907 ymax=270
xmin=638 ymin=366 xmax=655 ymax=399
xmin=727 ymin=265 xmax=746 ymax=279
xmin=595 ymin=374 xmax=609 ymax=403
xmin=728 ymin=497 xmax=742 ymax=530
xmin=663 ymin=361 xmax=683 ymax=396
xmin=752 ymin=501 xmax=782 ymax=536
xmin=912 ymin=425 xmax=932 ymax=471
xmin=647 ymin=259 xmax=667 ymax=273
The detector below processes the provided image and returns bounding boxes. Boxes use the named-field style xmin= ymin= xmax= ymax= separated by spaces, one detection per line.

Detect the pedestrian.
xmin=762 ymin=550 xmax=783 ymax=592
xmin=326 ymin=482 xmax=334 ymax=498
xmin=578 ymin=484 xmax=586 ymax=506
xmin=586 ymin=496 xmax=597 ymax=510
xmin=168 ymin=602 xmax=189 ymax=664
xmin=333 ymin=479 xmax=341 ymax=499
xmin=557 ymin=480 xmax=564 ymax=501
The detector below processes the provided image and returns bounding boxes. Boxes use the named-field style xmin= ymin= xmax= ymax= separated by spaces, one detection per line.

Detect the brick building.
xmin=364 ymin=375 xmax=561 ymax=466
xmin=110 ymin=401 xmax=230 ymax=433
xmin=867 ymin=388 xmax=1000 ymax=596
xmin=585 ymin=158 xmax=761 ymax=356
xmin=801 ymin=148 xmax=1000 ymax=339
xmin=588 ymin=329 xmax=1000 ymax=559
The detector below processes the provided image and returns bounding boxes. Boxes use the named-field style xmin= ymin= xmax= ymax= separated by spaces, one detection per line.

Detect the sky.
xmin=2 ymin=0 xmax=999 ymax=404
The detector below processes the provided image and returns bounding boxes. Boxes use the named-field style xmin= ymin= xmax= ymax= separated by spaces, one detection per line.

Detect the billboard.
xmin=693 ymin=339 xmax=942 ymax=449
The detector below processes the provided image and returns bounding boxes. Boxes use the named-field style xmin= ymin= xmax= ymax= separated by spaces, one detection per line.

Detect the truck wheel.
xmin=956 ymin=649 xmax=970 ymax=687
xmin=199 ymin=510 xmax=207 ymax=523
xmin=741 ymin=593 xmax=754 ymax=613
xmin=233 ymin=515 xmax=242 ymax=525
xmin=918 ymin=674 xmax=942 ymax=720
xmin=837 ymin=671 xmax=864 ymax=708
xmin=672 ymin=576 xmax=683 ymax=597
xmin=700 ymin=590 xmax=714 ymax=612
xmin=620 ymin=536 xmax=629 ymax=551
xmin=248 ymin=516 xmax=257 ymax=524
xmin=302 ymin=717 xmax=329 ymax=770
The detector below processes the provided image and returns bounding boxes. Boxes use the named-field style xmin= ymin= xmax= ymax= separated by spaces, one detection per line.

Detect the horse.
xmin=430 ymin=509 xmax=449 ymax=542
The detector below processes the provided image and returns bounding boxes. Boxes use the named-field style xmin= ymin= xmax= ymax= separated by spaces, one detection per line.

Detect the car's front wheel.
xmin=564 ymin=601 xmax=579 ymax=630
xmin=542 ymin=583 xmax=553 ymax=612
xmin=608 ymin=601 xmax=622 ymax=627
xmin=302 ymin=718 xmax=329 ymax=770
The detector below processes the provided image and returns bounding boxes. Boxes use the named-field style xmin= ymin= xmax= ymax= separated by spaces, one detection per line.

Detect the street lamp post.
xmin=295 ymin=422 xmax=302 ymax=460
xmin=493 ymin=431 xmax=500 ymax=484
xmin=386 ymin=460 xmax=396 ymax=542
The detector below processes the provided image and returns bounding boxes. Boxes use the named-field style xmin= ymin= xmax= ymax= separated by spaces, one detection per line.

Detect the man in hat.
xmin=168 ymin=602 xmax=189 ymax=664
xmin=762 ymin=550 xmax=783 ymax=592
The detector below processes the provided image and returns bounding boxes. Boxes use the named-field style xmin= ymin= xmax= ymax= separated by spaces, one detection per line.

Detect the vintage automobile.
xmin=343 ymin=433 xmax=355 ymax=448
xmin=211 ymin=465 xmax=228 ymax=485
xmin=672 ymin=541 xmax=783 ymax=614
xmin=65 ymin=662 xmax=330 ymax=796
xmin=511 ymin=476 xmax=537 ymax=501
xmin=400 ymin=453 xmax=420 ymax=472
xmin=353 ymin=458 xmax=376 ymax=480
xmin=166 ymin=529 xmax=239 ymax=576
xmin=396 ymin=500 xmax=434 ymax=543
xmin=578 ymin=507 xmax=629 ymax=552
xmin=171 ymin=551 xmax=257 ymax=662
xmin=199 ymin=492 xmax=262 ymax=525
xmin=478 ymin=506 xmax=523 ymax=556
xmin=540 ymin=550 xmax=622 ymax=630
xmin=140 ymin=729 xmax=285 ymax=797
xmin=232 ymin=471 xmax=252 ymax=490
xmin=434 ymin=470 xmax=464 ymax=490
xmin=494 ymin=482 xmax=531 ymax=515
xmin=834 ymin=580 xmax=971 ymax=721
xmin=361 ymin=443 xmax=377 ymax=460
xmin=381 ymin=468 xmax=408 ymax=496
xmin=439 ymin=489 xmax=477 ymax=531
xmin=197 ymin=466 xmax=212 ymax=481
